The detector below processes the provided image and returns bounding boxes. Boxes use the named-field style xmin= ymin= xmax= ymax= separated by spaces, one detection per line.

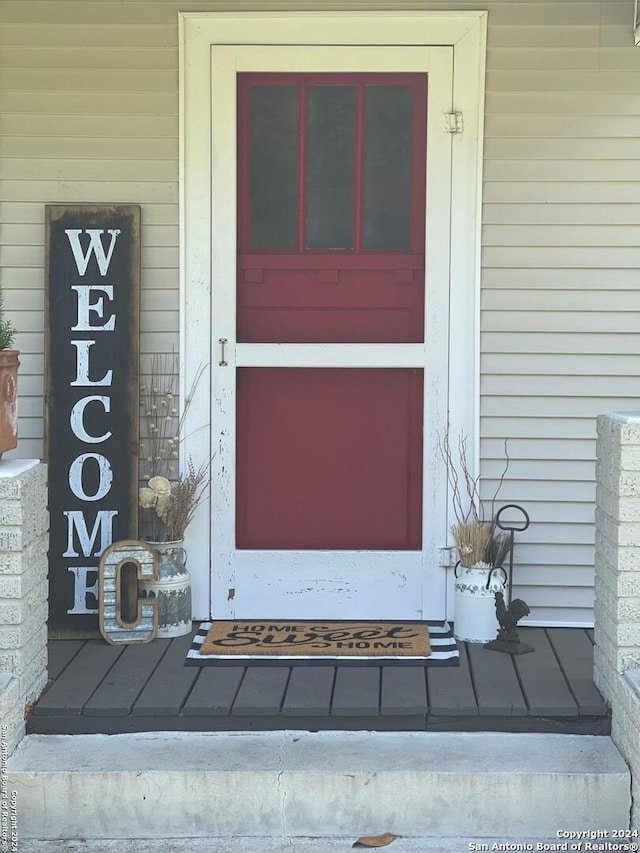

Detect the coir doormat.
xmin=185 ymin=621 xmax=459 ymax=667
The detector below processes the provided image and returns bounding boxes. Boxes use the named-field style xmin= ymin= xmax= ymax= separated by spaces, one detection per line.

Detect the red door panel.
xmin=236 ymin=368 xmax=424 ymax=550
xmin=238 ymin=257 xmax=424 ymax=343
xmin=237 ymin=74 xmax=427 ymax=344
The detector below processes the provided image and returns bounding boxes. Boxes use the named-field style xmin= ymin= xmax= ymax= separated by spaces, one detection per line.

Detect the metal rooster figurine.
xmin=484 ymin=591 xmax=534 ymax=655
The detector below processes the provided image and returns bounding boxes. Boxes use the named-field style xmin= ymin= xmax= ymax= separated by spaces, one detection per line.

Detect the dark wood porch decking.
xmin=28 ymin=627 xmax=610 ymax=736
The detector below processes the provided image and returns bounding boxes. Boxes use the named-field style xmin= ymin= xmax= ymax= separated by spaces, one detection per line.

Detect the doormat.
xmin=185 ymin=621 xmax=459 ymax=667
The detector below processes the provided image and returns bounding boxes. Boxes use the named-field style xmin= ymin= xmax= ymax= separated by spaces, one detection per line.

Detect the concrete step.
xmin=15 ymin=838 xmax=597 ymax=853
xmin=8 ymin=731 xmax=631 ymax=841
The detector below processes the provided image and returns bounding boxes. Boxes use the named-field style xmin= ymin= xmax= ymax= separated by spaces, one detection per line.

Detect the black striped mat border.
xmin=185 ymin=621 xmax=459 ymax=667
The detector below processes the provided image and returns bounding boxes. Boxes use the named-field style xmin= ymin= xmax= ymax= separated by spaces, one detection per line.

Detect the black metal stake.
xmin=495 ymin=503 xmax=530 ymax=606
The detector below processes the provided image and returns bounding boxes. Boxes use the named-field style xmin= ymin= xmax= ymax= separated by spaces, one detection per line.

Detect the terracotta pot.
xmin=0 ymin=350 xmax=19 ymax=457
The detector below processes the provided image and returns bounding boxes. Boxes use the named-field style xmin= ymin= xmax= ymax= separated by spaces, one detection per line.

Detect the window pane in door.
xmin=249 ymin=85 xmax=298 ymax=250
xmin=306 ymin=85 xmax=356 ymax=250
xmin=363 ymin=85 xmax=413 ymax=250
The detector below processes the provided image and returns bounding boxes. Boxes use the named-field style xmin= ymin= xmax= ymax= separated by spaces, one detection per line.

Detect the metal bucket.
xmin=454 ymin=562 xmax=507 ymax=643
xmin=139 ymin=540 xmax=192 ymax=638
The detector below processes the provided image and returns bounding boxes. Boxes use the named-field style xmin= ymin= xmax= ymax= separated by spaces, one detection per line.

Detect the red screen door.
xmin=231 ymin=72 xmax=433 ymax=618
xmin=237 ymin=74 xmax=427 ymax=344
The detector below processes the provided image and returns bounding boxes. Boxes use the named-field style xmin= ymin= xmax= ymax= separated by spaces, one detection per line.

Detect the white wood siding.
xmin=1 ymin=0 xmax=637 ymax=624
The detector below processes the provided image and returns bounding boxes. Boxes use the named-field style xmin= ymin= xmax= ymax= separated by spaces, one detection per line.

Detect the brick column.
xmin=595 ymin=412 xmax=640 ymax=830
xmin=0 ymin=462 xmax=48 ymax=755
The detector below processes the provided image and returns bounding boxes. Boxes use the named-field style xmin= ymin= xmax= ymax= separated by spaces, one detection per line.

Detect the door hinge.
xmin=444 ymin=111 xmax=464 ymax=134
xmin=438 ymin=546 xmax=456 ymax=568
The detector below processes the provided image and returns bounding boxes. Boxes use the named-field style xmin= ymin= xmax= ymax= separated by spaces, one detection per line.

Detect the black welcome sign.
xmin=45 ymin=205 xmax=140 ymax=637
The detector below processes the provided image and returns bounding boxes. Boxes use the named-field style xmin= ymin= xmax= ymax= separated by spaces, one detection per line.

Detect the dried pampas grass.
xmin=450 ymin=520 xmax=493 ymax=567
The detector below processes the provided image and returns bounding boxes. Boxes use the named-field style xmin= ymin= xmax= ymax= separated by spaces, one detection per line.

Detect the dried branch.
xmin=438 ymin=429 xmax=466 ymax=525
xmin=458 ymin=433 xmax=483 ymax=524
xmin=490 ymin=438 xmax=510 ymax=520
xmin=139 ymin=354 xmax=210 ymax=542
xmin=439 ymin=425 xmax=511 ymax=567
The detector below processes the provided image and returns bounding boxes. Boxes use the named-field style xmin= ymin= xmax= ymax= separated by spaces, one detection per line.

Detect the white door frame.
xmin=179 ymin=11 xmax=487 ymax=621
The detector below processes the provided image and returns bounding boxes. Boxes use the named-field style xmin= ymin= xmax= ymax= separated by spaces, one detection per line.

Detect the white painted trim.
xmin=447 ymin=14 xmax=488 ymax=619
xmin=179 ymin=15 xmax=215 ymax=618
xmin=180 ymin=11 xmax=486 ymax=620
xmin=235 ymin=344 xmax=428 ymax=369
xmin=182 ymin=10 xmax=487 ymax=46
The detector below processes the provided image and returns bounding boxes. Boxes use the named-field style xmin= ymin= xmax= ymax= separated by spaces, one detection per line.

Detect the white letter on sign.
xmin=67 ymin=566 xmax=99 ymax=615
xmin=70 ymin=340 xmax=113 ymax=387
xmin=65 ymin=229 xmax=121 ymax=276
xmin=70 ymin=395 xmax=112 ymax=443
xmin=63 ymin=509 xmax=118 ymax=558
xmin=69 ymin=453 xmax=113 ymax=502
xmin=71 ymin=286 xmax=116 ymax=332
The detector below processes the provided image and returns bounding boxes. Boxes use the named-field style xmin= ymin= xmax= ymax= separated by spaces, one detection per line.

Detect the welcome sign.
xmin=45 ymin=205 xmax=140 ymax=637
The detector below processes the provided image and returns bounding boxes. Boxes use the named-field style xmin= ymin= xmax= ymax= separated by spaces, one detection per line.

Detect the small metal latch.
xmin=444 ymin=111 xmax=464 ymax=134
xmin=438 ymin=547 xmax=456 ymax=568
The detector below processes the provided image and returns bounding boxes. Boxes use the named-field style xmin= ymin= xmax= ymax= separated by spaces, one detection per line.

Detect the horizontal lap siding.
xmin=0 ymin=0 xmax=635 ymax=623
xmin=480 ymin=0 xmax=639 ymax=625
xmin=0 ymin=2 xmax=181 ymax=461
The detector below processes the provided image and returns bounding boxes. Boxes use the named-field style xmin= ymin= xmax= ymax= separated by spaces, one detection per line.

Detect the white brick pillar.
xmin=595 ymin=412 xmax=640 ymax=830
xmin=0 ymin=461 xmax=48 ymax=755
